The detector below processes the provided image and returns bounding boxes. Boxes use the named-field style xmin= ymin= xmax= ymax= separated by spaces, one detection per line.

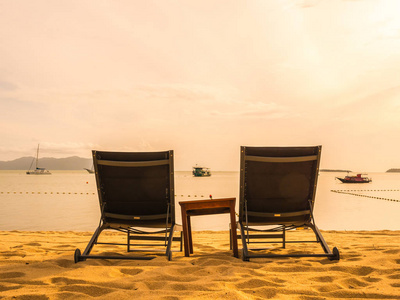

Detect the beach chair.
xmin=74 ymin=150 xmax=182 ymax=262
xmin=237 ymin=146 xmax=339 ymax=261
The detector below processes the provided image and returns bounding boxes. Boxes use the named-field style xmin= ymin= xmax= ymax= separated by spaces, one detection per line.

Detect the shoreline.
xmin=1 ymin=230 xmax=399 ymax=299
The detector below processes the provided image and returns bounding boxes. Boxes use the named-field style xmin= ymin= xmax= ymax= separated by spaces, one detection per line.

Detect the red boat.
xmin=336 ymin=173 xmax=372 ymax=183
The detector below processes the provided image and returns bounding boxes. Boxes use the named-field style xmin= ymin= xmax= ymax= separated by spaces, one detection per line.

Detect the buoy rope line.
xmin=332 ymin=189 xmax=400 ymax=192
xmin=2 ymin=189 xmax=398 ymax=202
xmin=176 ymin=195 xmax=207 ymax=198
xmin=0 ymin=191 xmax=96 ymax=195
xmin=0 ymin=192 xmax=208 ymax=198
xmin=331 ymin=189 xmax=400 ymax=203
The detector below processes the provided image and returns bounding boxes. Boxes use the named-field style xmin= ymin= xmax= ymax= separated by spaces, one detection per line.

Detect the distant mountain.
xmin=0 ymin=156 xmax=92 ymax=170
xmin=386 ymin=168 xmax=400 ymax=173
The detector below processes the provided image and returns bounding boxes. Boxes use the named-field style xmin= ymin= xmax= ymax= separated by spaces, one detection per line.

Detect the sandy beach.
xmin=0 ymin=230 xmax=399 ymax=299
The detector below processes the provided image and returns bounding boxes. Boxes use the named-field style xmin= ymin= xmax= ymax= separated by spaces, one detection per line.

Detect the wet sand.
xmin=0 ymin=230 xmax=399 ymax=299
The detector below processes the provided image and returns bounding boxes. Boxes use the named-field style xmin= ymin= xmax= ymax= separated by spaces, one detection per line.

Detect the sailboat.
xmin=26 ymin=144 xmax=51 ymax=175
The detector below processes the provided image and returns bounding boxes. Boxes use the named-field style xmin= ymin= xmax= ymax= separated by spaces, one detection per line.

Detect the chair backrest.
xmin=93 ymin=150 xmax=175 ymax=225
xmin=239 ymin=146 xmax=321 ymax=226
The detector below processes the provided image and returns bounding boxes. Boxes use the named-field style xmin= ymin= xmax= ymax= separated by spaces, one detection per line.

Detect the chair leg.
xmin=180 ymin=231 xmax=183 ymax=252
xmin=282 ymin=226 xmax=286 ymax=249
xmin=308 ymin=223 xmax=340 ymax=260
xmin=229 ymin=226 xmax=232 ymax=250
xmin=308 ymin=223 xmax=331 ymax=254
xmin=75 ymin=225 xmax=104 ymax=263
xmin=238 ymin=222 xmax=250 ymax=261
xmin=165 ymin=224 xmax=175 ymax=261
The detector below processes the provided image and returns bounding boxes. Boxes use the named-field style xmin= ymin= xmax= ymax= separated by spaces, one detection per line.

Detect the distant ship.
xmin=336 ymin=173 xmax=371 ymax=183
xmin=26 ymin=144 xmax=51 ymax=175
xmin=192 ymin=166 xmax=211 ymax=177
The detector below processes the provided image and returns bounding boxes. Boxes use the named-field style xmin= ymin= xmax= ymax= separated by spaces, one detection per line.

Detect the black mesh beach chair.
xmin=74 ymin=150 xmax=181 ymax=262
xmin=238 ymin=146 xmax=339 ymax=261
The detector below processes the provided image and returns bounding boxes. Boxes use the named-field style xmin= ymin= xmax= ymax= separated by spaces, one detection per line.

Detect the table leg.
xmin=181 ymin=208 xmax=190 ymax=257
xmin=187 ymin=215 xmax=193 ymax=254
xmin=230 ymin=206 xmax=239 ymax=258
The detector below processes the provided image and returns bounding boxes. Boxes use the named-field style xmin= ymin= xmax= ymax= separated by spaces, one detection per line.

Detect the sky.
xmin=1 ymin=0 xmax=400 ymax=171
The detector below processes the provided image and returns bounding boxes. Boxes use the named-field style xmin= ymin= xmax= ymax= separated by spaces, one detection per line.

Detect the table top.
xmin=179 ymin=197 xmax=235 ymax=206
xmin=179 ymin=197 xmax=236 ymax=216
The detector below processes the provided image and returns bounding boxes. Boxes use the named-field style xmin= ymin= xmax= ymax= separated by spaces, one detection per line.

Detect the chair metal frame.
xmin=238 ymin=146 xmax=339 ymax=261
xmin=75 ymin=150 xmax=182 ymax=262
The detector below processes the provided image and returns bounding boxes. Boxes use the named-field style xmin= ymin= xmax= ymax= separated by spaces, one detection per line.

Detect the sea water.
xmin=0 ymin=171 xmax=399 ymax=231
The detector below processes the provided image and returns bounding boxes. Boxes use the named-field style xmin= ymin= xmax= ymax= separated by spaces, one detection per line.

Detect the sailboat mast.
xmin=36 ymin=144 xmax=39 ymax=169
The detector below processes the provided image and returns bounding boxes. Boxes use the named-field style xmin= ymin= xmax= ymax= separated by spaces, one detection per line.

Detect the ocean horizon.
xmin=0 ymin=171 xmax=399 ymax=231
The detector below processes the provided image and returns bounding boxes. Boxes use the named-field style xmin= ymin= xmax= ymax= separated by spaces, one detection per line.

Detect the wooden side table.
xmin=179 ymin=197 xmax=238 ymax=258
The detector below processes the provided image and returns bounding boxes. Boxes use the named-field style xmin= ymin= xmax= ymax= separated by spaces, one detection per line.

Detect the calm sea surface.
xmin=0 ymin=171 xmax=399 ymax=231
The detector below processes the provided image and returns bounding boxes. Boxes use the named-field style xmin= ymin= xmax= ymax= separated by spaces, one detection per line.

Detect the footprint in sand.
xmin=315 ymin=283 xmax=343 ymax=293
xmin=346 ymin=257 xmax=363 ymax=262
xmin=0 ymin=271 xmax=25 ymax=279
xmin=235 ymin=278 xmax=282 ymax=289
xmin=269 ymin=277 xmax=287 ymax=284
xmin=345 ymin=251 xmax=363 ymax=260
xmin=383 ymin=249 xmax=400 ymax=255
xmin=0 ymin=285 xmax=22 ymax=292
xmin=165 ymin=282 xmax=213 ymax=292
xmin=363 ymin=276 xmax=382 ymax=283
xmin=54 ymin=244 xmax=75 ymax=249
xmin=10 ymin=294 xmax=48 ymax=300
xmin=54 ymin=259 xmax=75 ymax=268
xmin=163 ymin=266 xmax=198 ymax=276
xmin=195 ymin=258 xmax=232 ymax=267
xmin=60 ymin=284 xmax=114 ymax=297
xmin=341 ymin=277 xmax=369 ymax=289
xmin=51 ymin=277 xmax=87 ymax=285
xmin=144 ymin=281 xmax=168 ymax=290
xmin=26 ymin=242 xmax=41 ymax=247
xmin=2 ymin=251 xmax=26 ymax=258
xmin=331 ymin=265 xmax=375 ymax=276
xmin=310 ymin=275 xmax=337 ymax=283
xmin=119 ymin=268 xmax=143 ymax=276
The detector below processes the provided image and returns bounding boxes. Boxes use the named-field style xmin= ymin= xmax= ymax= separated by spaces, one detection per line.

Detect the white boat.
xmin=26 ymin=144 xmax=51 ymax=175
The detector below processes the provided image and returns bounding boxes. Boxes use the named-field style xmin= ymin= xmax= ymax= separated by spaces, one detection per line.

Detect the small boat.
xmin=84 ymin=163 xmax=95 ymax=173
xmin=336 ymin=173 xmax=371 ymax=183
xmin=26 ymin=144 xmax=51 ymax=175
xmin=84 ymin=168 xmax=94 ymax=174
xmin=192 ymin=166 xmax=211 ymax=177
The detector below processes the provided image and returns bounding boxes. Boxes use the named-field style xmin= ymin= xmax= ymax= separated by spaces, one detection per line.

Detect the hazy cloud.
xmin=210 ymin=101 xmax=293 ymax=119
xmin=296 ymin=0 xmax=322 ymax=8
xmin=1 ymin=1 xmax=400 ymax=171
xmin=0 ymin=80 xmax=18 ymax=91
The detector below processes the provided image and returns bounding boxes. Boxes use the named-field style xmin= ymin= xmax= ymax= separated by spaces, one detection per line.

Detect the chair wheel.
xmin=329 ymin=247 xmax=340 ymax=261
xmin=74 ymin=248 xmax=81 ymax=263
xmin=333 ymin=247 xmax=340 ymax=260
